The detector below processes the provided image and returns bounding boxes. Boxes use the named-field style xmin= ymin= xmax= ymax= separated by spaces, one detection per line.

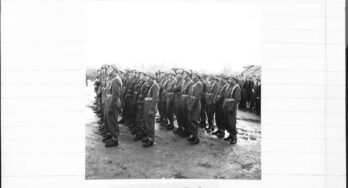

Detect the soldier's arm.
xmin=111 ymin=79 xmax=122 ymax=107
xmin=211 ymin=82 xmax=218 ymax=102
xmin=193 ymin=82 xmax=203 ymax=104
xmin=137 ymin=84 xmax=146 ymax=104
xmin=233 ymin=86 xmax=241 ymax=103
xmin=152 ymin=84 xmax=160 ymax=103
xmin=172 ymin=81 xmax=182 ymax=92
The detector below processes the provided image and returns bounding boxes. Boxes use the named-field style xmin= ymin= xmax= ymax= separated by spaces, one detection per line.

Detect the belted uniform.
xmin=187 ymin=80 xmax=203 ymax=137
xmin=222 ymin=83 xmax=241 ymax=136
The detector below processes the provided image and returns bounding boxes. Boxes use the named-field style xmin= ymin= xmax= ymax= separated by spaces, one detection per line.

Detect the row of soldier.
xmin=93 ymin=65 xmax=242 ymax=148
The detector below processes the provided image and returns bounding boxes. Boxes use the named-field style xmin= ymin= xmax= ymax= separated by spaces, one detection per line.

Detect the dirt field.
xmin=85 ymin=82 xmax=261 ymax=179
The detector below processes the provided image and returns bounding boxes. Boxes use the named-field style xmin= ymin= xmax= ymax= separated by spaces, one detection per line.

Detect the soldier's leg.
xmin=156 ymin=93 xmax=162 ymax=121
xmin=214 ymin=100 xmax=225 ymax=138
xmin=166 ymin=98 xmax=174 ymax=129
xmin=133 ymin=104 xmax=146 ymax=141
xmin=119 ymin=94 xmax=126 ymax=123
xmin=128 ymin=96 xmax=138 ymax=133
xmin=161 ymin=95 xmax=168 ymax=125
xmin=100 ymin=100 xmax=110 ymax=137
xmin=187 ymin=102 xmax=201 ymax=144
xmin=199 ymin=98 xmax=206 ymax=127
xmin=143 ymin=102 xmax=156 ymax=147
xmin=123 ymin=96 xmax=129 ymax=121
xmin=176 ymin=102 xmax=184 ymax=130
xmin=225 ymin=104 xmax=238 ymax=144
xmin=206 ymin=103 xmax=215 ymax=131
xmin=180 ymin=101 xmax=190 ymax=137
xmin=105 ymin=99 xmax=120 ymax=147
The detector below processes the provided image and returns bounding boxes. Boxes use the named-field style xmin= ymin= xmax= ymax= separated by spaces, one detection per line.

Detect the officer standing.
xmin=160 ymin=72 xmax=170 ymax=126
xmin=156 ymin=71 xmax=165 ymax=124
xmin=222 ymin=74 xmax=241 ymax=144
xmin=130 ymin=72 xmax=146 ymax=135
xmin=205 ymin=74 xmax=218 ymax=133
xmin=177 ymin=70 xmax=194 ymax=137
xmin=103 ymin=64 xmax=123 ymax=147
xmin=143 ymin=72 xmax=160 ymax=147
xmin=119 ymin=69 xmax=130 ymax=124
xmin=198 ymin=74 xmax=208 ymax=128
xmin=133 ymin=73 xmax=150 ymax=141
xmin=212 ymin=74 xmax=229 ymax=138
xmin=164 ymin=70 xmax=176 ymax=130
xmin=187 ymin=71 xmax=203 ymax=145
xmin=172 ymin=69 xmax=184 ymax=133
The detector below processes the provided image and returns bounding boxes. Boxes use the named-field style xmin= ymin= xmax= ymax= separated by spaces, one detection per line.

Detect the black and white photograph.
xmin=2 ymin=0 xmax=345 ymax=187
xmin=85 ymin=2 xmax=261 ymax=179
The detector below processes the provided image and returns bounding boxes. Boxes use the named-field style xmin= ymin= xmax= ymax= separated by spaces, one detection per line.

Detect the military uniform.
xmin=199 ymin=79 xmax=207 ymax=128
xmin=160 ymin=78 xmax=170 ymax=125
xmin=143 ymin=78 xmax=159 ymax=147
xmin=104 ymin=71 xmax=123 ymax=147
xmin=214 ymin=80 xmax=228 ymax=138
xmin=173 ymin=76 xmax=183 ymax=118
xmin=205 ymin=78 xmax=218 ymax=132
xmin=165 ymin=77 xmax=176 ymax=129
xmin=177 ymin=78 xmax=194 ymax=137
xmin=187 ymin=78 xmax=203 ymax=144
xmin=129 ymin=77 xmax=144 ymax=130
xmin=222 ymin=81 xmax=241 ymax=144
xmin=133 ymin=80 xmax=151 ymax=140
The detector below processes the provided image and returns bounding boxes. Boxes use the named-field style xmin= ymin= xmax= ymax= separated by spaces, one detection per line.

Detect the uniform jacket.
xmin=145 ymin=81 xmax=160 ymax=116
xmin=108 ymin=75 xmax=123 ymax=111
xmin=206 ymin=80 xmax=218 ymax=104
xmin=188 ymin=80 xmax=203 ymax=111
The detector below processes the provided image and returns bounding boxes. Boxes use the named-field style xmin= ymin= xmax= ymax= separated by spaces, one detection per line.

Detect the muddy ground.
xmin=85 ymin=82 xmax=261 ymax=179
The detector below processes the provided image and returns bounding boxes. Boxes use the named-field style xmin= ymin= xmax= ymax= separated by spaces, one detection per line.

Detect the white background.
xmin=87 ymin=2 xmax=260 ymax=73
xmin=1 ymin=0 xmax=346 ymax=188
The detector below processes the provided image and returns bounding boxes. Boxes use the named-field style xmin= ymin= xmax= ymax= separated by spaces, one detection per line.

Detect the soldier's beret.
xmin=146 ymin=72 xmax=156 ymax=78
xmin=124 ymin=68 xmax=130 ymax=72
xmin=201 ymin=73 xmax=208 ymax=78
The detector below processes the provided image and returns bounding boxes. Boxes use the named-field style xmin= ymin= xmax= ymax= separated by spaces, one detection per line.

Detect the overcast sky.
xmin=87 ymin=1 xmax=261 ymax=74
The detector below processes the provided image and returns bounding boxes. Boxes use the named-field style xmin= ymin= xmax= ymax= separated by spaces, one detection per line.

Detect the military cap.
xmin=167 ymin=70 xmax=175 ymax=75
xmin=208 ymin=74 xmax=217 ymax=80
xmin=108 ymin=64 xmax=119 ymax=72
xmin=218 ymin=73 xmax=227 ymax=79
xmin=124 ymin=68 xmax=130 ymax=72
xmin=181 ymin=69 xmax=191 ymax=75
xmin=227 ymin=74 xmax=239 ymax=81
xmin=201 ymin=73 xmax=208 ymax=78
xmin=146 ymin=71 xmax=156 ymax=79
xmin=101 ymin=64 xmax=108 ymax=69
xmin=175 ymin=69 xmax=183 ymax=75
xmin=226 ymin=73 xmax=235 ymax=79
xmin=171 ymin=68 xmax=184 ymax=73
xmin=191 ymin=70 xmax=201 ymax=78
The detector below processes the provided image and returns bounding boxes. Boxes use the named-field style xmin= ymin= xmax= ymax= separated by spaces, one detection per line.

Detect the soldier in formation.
xmin=93 ymin=65 xmax=259 ymax=147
